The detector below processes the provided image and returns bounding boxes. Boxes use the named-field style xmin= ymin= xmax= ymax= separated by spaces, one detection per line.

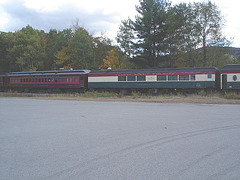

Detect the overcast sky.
xmin=0 ymin=0 xmax=240 ymax=47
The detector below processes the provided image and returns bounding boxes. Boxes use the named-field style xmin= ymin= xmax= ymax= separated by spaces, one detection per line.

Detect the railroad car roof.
xmin=7 ymin=70 xmax=90 ymax=77
xmin=90 ymin=67 xmax=218 ymax=75
xmin=221 ymin=64 xmax=240 ymax=72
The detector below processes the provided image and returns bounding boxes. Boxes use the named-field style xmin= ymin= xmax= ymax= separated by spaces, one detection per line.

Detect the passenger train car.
xmin=6 ymin=70 xmax=90 ymax=92
xmin=221 ymin=64 xmax=240 ymax=90
xmin=0 ymin=73 xmax=6 ymax=90
xmin=1 ymin=64 xmax=240 ymax=93
xmin=88 ymin=67 xmax=219 ymax=92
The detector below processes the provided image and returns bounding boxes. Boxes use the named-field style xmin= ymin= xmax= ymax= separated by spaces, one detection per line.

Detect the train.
xmin=0 ymin=64 xmax=240 ymax=93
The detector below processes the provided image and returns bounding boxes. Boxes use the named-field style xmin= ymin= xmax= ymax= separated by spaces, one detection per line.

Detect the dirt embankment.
xmin=1 ymin=92 xmax=240 ymax=104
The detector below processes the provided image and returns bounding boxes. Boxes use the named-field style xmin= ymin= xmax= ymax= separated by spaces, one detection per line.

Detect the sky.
xmin=0 ymin=0 xmax=240 ymax=47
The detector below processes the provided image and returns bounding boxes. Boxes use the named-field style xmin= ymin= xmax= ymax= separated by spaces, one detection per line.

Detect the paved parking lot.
xmin=1 ymin=98 xmax=240 ymax=179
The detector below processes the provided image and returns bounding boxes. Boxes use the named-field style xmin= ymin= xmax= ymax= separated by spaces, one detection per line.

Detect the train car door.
xmin=222 ymin=74 xmax=227 ymax=89
xmin=3 ymin=77 xmax=8 ymax=87
xmin=79 ymin=75 xmax=84 ymax=87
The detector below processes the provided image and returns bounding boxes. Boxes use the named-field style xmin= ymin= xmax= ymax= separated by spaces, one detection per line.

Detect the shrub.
xmin=224 ymin=92 xmax=239 ymax=99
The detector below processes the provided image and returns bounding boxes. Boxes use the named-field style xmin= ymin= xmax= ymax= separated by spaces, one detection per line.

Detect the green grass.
xmin=79 ymin=91 xmax=121 ymax=98
xmin=224 ymin=92 xmax=240 ymax=99
xmin=1 ymin=90 xmax=240 ymax=100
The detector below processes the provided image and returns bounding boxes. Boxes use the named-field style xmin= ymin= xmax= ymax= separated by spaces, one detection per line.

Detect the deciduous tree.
xmin=101 ymin=49 xmax=124 ymax=70
xmin=194 ymin=1 xmax=225 ymax=66
xmin=7 ymin=25 xmax=45 ymax=71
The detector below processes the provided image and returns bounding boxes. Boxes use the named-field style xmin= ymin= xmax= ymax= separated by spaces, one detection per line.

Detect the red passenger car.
xmin=0 ymin=74 xmax=5 ymax=90
xmin=7 ymin=70 xmax=89 ymax=92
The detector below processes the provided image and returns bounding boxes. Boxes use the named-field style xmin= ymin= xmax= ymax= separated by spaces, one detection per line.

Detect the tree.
xmin=116 ymin=18 xmax=135 ymax=57
xmin=194 ymin=1 xmax=226 ymax=66
xmin=0 ymin=32 xmax=15 ymax=72
xmin=116 ymin=0 xmax=170 ymax=68
xmin=92 ymin=33 xmax=114 ymax=70
xmin=7 ymin=25 xmax=45 ymax=71
xmin=166 ymin=3 xmax=201 ymax=67
xmin=55 ymin=27 xmax=94 ymax=69
xmin=101 ymin=49 xmax=124 ymax=70
xmin=116 ymin=0 xmax=230 ymax=68
xmin=54 ymin=41 xmax=75 ymax=69
xmin=134 ymin=0 xmax=170 ymax=68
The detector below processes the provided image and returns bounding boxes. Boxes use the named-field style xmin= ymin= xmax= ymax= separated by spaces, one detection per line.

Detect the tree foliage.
xmin=133 ymin=0 xmax=170 ymax=68
xmin=0 ymin=25 xmax=118 ymax=72
xmin=117 ymin=0 xmax=232 ymax=69
xmin=4 ymin=25 xmax=45 ymax=71
xmin=0 ymin=0 xmax=237 ymax=73
xmin=55 ymin=27 xmax=94 ymax=69
xmin=101 ymin=49 xmax=124 ymax=70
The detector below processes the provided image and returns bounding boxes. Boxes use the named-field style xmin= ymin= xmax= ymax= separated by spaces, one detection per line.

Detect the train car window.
xmin=26 ymin=79 xmax=28 ymax=82
xmin=66 ymin=78 xmax=69 ymax=82
xmin=179 ymin=75 xmax=189 ymax=81
xmin=48 ymin=78 xmax=51 ymax=82
xmin=233 ymin=75 xmax=237 ymax=81
xmin=118 ymin=76 xmax=126 ymax=81
xmin=23 ymin=79 xmax=26 ymax=82
xmin=29 ymin=79 xmax=31 ymax=82
xmin=55 ymin=78 xmax=58 ymax=82
xmin=208 ymin=73 xmax=212 ymax=78
xmin=62 ymin=78 xmax=64 ymax=82
xmin=45 ymin=78 xmax=47 ymax=82
xmin=127 ymin=76 xmax=136 ymax=81
xmin=74 ymin=78 xmax=78 ymax=83
xmin=168 ymin=75 xmax=178 ymax=81
xmin=157 ymin=75 xmax=167 ymax=81
xmin=137 ymin=76 xmax=146 ymax=81
xmin=190 ymin=75 xmax=195 ymax=81
xmin=70 ymin=78 xmax=72 ymax=83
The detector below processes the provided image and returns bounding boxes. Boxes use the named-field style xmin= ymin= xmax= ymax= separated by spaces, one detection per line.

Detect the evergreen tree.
xmin=116 ymin=18 xmax=135 ymax=57
xmin=134 ymin=0 xmax=170 ymax=68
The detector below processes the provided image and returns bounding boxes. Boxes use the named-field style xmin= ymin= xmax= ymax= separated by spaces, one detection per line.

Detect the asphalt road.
xmin=0 ymin=98 xmax=240 ymax=180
